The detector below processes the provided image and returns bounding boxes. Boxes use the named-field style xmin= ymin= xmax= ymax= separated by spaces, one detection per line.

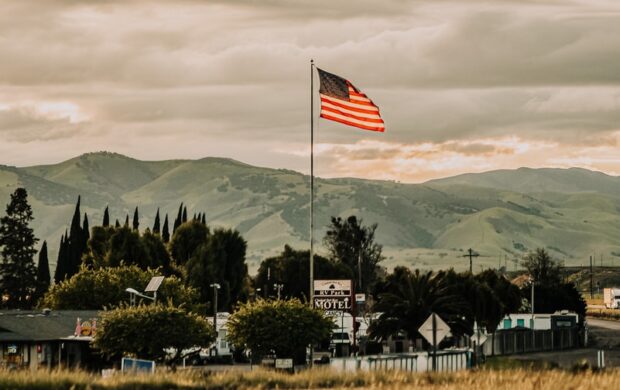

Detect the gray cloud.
xmin=1 ymin=0 xmax=620 ymax=180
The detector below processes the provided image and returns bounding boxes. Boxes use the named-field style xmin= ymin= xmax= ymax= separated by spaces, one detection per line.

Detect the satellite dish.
xmin=145 ymin=276 xmax=164 ymax=293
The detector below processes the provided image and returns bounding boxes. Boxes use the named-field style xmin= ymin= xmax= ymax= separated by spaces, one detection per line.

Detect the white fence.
xmin=329 ymin=349 xmax=470 ymax=373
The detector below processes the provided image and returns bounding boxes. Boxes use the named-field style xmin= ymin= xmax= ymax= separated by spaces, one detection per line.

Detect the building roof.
xmin=0 ymin=310 xmax=99 ymax=342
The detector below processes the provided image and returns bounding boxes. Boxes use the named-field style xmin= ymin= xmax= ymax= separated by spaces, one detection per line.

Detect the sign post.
xmin=418 ymin=313 xmax=450 ymax=372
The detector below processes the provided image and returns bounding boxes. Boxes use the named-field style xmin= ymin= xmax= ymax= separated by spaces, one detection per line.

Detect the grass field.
xmin=1 ymin=368 xmax=620 ymax=389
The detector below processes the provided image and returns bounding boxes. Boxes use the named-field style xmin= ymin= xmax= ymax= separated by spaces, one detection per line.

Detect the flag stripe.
xmin=320 ymin=94 xmax=379 ymax=113
xmin=321 ymin=104 xmax=384 ymax=122
xmin=321 ymin=113 xmax=385 ymax=132
xmin=320 ymin=99 xmax=382 ymax=118
xmin=320 ymin=110 xmax=385 ymax=128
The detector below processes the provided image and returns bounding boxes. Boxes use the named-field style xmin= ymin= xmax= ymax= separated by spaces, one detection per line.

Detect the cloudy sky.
xmin=1 ymin=0 xmax=620 ymax=182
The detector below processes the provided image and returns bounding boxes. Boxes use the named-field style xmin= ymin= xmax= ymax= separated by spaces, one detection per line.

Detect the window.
xmin=517 ymin=319 xmax=525 ymax=327
xmin=503 ymin=319 xmax=512 ymax=329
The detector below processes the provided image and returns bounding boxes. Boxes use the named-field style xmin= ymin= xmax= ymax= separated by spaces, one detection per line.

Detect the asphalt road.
xmin=588 ymin=318 xmax=620 ymax=331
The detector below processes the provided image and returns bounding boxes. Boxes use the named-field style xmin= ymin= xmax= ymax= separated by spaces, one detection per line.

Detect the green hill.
xmin=2 ymin=152 xmax=620 ymax=274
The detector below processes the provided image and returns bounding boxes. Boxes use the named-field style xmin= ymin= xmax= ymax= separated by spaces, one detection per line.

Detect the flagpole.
xmin=309 ymin=59 xmax=315 ymax=306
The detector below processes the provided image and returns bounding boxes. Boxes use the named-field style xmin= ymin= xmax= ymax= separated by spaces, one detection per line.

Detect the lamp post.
xmin=125 ymin=287 xmax=156 ymax=306
xmin=274 ymin=283 xmax=284 ymax=300
xmin=210 ymin=283 xmax=221 ymax=335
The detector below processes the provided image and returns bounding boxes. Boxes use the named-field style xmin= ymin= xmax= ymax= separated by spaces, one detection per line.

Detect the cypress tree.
xmin=173 ymin=203 xmax=183 ymax=233
xmin=124 ymin=214 xmax=129 ymax=227
xmin=115 ymin=219 xmax=120 ymax=228
xmin=66 ymin=196 xmax=84 ymax=280
xmin=153 ymin=208 xmax=161 ymax=234
xmin=132 ymin=207 xmax=139 ymax=231
xmin=182 ymin=206 xmax=188 ymax=223
xmin=193 ymin=213 xmax=197 ymax=221
xmin=102 ymin=206 xmax=110 ymax=227
xmin=201 ymin=213 xmax=206 ymax=225
xmin=35 ymin=241 xmax=51 ymax=299
xmin=54 ymin=231 xmax=69 ymax=283
xmin=83 ymin=213 xmax=90 ymax=241
xmin=162 ymin=214 xmax=170 ymax=243
xmin=0 ymin=188 xmax=38 ymax=309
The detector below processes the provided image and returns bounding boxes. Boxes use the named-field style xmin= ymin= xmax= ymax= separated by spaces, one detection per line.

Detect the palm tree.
xmin=368 ymin=267 xmax=467 ymax=341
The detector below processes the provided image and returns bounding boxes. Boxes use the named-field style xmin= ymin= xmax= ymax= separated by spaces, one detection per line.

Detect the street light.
xmin=125 ymin=276 xmax=164 ymax=305
xmin=210 ymin=283 xmax=221 ymax=332
xmin=273 ymin=283 xmax=284 ymax=300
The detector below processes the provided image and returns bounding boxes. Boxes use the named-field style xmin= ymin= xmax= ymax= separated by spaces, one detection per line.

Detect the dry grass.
xmin=587 ymin=307 xmax=620 ymax=321
xmin=0 ymin=367 xmax=619 ymax=389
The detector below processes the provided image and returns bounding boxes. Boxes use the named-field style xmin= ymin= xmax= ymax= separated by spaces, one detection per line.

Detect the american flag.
xmin=317 ymin=68 xmax=385 ymax=132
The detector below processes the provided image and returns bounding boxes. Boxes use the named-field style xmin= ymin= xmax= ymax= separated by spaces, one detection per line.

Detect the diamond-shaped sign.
xmin=418 ymin=313 xmax=450 ymax=346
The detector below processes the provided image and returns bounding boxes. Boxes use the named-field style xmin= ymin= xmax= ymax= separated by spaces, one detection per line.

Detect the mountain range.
xmin=2 ymin=152 xmax=620 ymax=274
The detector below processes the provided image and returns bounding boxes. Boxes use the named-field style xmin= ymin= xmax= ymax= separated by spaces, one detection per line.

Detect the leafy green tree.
xmin=255 ymin=245 xmax=353 ymax=300
xmin=132 ymin=207 xmax=139 ymax=231
xmin=102 ymin=206 xmax=110 ymax=227
xmin=169 ymin=220 xmax=209 ymax=266
xmin=0 ymin=188 xmax=38 ymax=309
xmin=227 ymin=298 xmax=333 ymax=363
xmin=94 ymin=304 xmax=215 ymax=366
xmin=107 ymin=226 xmax=148 ymax=268
xmin=369 ymin=267 xmax=466 ymax=341
xmin=475 ymin=270 xmax=521 ymax=332
xmin=152 ymin=208 xmax=161 ymax=234
xmin=185 ymin=228 xmax=248 ymax=310
xmin=81 ymin=226 xmax=114 ymax=268
xmin=324 ymin=216 xmax=384 ymax=293
xmin=162 ymin=214 xmax=170 ymax=243
xmin=522 ymin=248 xmax=562 ymax=285
xmin=35 ymin=241 xmax=51 ymax=300
xmin=141 ymin=230 xmax=173 ymax=272
xmin=41 ymin=265 xmax=199 ymax=310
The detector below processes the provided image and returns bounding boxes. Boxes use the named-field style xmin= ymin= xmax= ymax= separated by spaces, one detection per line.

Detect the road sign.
xmin=121 ymin=357 xmax=155 ymax=374
xmin=418 ymin=313 xmax=450 ymax=346
xmin=355 ymin=293 xmax=366 ymax=303
xmin=472 ymin=321 xmax=488 ymax=345
xmin=313 ymin=280 xmax=352 ymax=312
xmin=275 ymin=358 xmax=293 ymax=369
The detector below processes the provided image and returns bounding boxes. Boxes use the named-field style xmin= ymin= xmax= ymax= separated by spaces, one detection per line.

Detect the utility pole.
xmin=463 ymin=248 xmax=479 ymax=274
xmin=590 ymin=256 xmax=594 ymax=299
xmin=274 ymin=283 xmax=284 ymax=300
xmin=210 ymin=282 xmax=221 ymax=355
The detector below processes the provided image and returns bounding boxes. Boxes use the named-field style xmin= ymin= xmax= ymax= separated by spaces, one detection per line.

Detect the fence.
xmin=483 ymin=328 xmax=580 ymax=356
xmin=329 ymin=349 xmax=470 ymax=373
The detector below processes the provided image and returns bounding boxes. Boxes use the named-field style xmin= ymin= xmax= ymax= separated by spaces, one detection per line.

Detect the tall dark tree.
xmin=0 ymin=188 xmax=38 ymax=309
xmin=173 ymin=203 xmax=183 ymax=233
xmin=83 ymin=213 xmax=90 ymax=241
xmin=124 ymin=214 xmax=129 ymax=227
xmin=162 ymin=214 xmax=170 ymax=243
xmin=132 ymin=207 xmax=139 ymax=231
xmin=153 ymin=208 xmax=161 ymax=234
xmin=324 ymin=215 xmax=384 ymax=293
xmin=102 ymin=206 xmax=110 ymax=227
xmin=201 ymin=213 xmax=206 ymax=225
xmin=115 ymin=219 xmax=120 ymax=228
xmin=54 ymin=232 xmax=69 ymax=283
xmin=182 ymin=206 xmax=188 ymax=223
xmin=169 ymin=220 xmax=209 ymax=265
xmin=65 ymin=196 xmax=86 ymax=280
xmin=35 ymin=241 xmax=51 ymax=300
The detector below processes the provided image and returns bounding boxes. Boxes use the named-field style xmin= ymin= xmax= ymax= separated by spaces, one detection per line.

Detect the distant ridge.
xmin=2 ymin=152 xmax=620 ymax=274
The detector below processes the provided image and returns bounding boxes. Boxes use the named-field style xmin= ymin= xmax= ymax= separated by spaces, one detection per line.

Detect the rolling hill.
xmin=2 ymin=152 xmax=620 ymax=274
